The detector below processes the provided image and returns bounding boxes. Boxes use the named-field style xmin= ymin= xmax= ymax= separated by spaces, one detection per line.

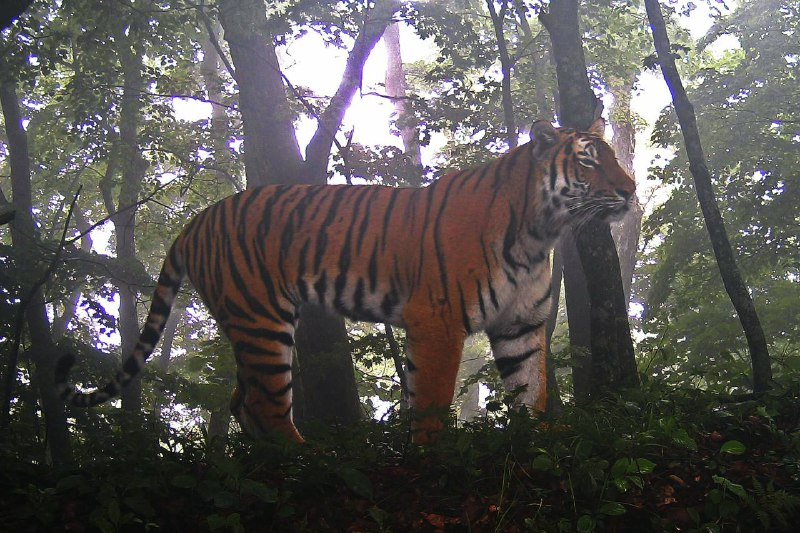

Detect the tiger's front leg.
xmin=404 ymin=323 xmax=466 ymax=444
xmin=487 ymin=322 xmax=548 ymax=411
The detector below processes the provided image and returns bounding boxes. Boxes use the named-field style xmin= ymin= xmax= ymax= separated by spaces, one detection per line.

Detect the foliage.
xmin=638 ymin=0 xmax=800 ymax=393
xmin=3 ymin=384 xmax=800 ymax=531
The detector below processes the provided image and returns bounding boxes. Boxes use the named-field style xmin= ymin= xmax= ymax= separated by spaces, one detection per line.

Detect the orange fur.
xmin=56 ymin=119 xmax=635 ymax=443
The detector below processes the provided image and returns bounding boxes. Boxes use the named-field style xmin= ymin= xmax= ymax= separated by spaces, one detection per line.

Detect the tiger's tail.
xmin=55 ymin=241 xmax=186 ymax=407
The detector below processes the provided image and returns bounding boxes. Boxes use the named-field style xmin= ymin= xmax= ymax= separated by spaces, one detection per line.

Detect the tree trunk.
xmin=217 ymin=0 xmax=303 ymax=186
xmin=199 ymin=22 xmax=240 ymax=192
xmin=540 ymin=0 xmax=637 ymax=396
xmin=292 ymin=306 xmax=361 ymax=425
xmin=383 ymin=21 xmax=423 ymax=179
xmin=545 ymin=248 xmax=564 ymax=414
xmin=110 ymin=13 xmax=149 ymax=413
xmin=608 ymin=76 xmax=643 ymax=304
xmin=486 ymin=0 xmax=517 ymax=148
xmin=52 ymin=207 xmax=92 ymax=339
xmin=383 ymin=21 xmax=417 ymax=407
xmin=0 ymin=57 xmax=72 ymax=466
xmin=644 ymin=0 xmax=771 ymax=392
xmin=217 ymin=0 xmax=400 ymax=425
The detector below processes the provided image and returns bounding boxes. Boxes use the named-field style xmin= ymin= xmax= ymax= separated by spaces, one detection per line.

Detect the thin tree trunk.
xmin=487 ymin=0 xmax=517 ymax=148
xmin=111 ymin=13 xmax=149 ymax=413
xmin=385 ymin=325 xmax=409 ymax=410
xmin=608 ymin=76 xmax=643 ymax=304
xmin=383 ymin=22 xmax=416 ymax=409
xmin=199 ymin=22 xmax=240 ymax=192
xmin=52 ymin=207 xmax=93 ymax=339
xmin=540 ymin=0 xmax=637 ymax=395
xmin=383 ymin=22 xmax=423 ymax=180
xmin=644 ymin=0 xmax=771 ymax=392
xmin=545 ymin=250 xmax=564 ymax=414
xmin=0 ymin=58 xmax=72 ymax=466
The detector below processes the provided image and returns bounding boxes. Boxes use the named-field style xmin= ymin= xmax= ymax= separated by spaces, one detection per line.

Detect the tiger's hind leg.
xmin=405 ymin=323 xmax=466 ymax=444
xmin=226 ymin=318 xmax=304 ymax=443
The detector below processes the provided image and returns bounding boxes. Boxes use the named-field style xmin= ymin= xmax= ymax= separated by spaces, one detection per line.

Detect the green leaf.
xmin=720 ymin=440 xmax=747 ymax=455
xmin=713 ymin=475 xmax=747 ymax=499
xmin=599 ymin=502 xmax=627 ymax=516
xmin=206 ymin=513 xmax=227 ymax=531
xmin=532 ymin=454 xmax=553 ymax=471
xmin=213 ymin=490 xmax=238 ymax=509
xmin=632 ymin=458 xmax=656 ymax=475
xmin=171 ymin=474 xmax=197 ymax=489
xmin=56 ymin=474 xmax=84 ymax=491
xmin=334 ymin=466 xmax=374 ymax=500
xmin=239 ymin=479 xmax=278 ymax=503
xmin=123 ymin=495 xmax=155 ymax=518
xmin=576 ymin=514 xmax=596 ymax=533
xmin=671 ymin=428 xmax=698 ymax=450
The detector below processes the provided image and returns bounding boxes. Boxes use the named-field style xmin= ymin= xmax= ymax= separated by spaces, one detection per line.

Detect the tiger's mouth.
xmin=566 ymin=193 xmax=632 ymax=229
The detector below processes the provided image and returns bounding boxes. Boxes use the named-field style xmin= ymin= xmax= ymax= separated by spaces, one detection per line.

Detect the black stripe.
xmin=549 ymin=152 xmax=559 ymax=190
xmin=495 ymin=348 xmax=539 ymax=379
xmin=355 ymin=187 xmax=380 ymax=254
xmin=248 ymin=363 xmax=292 ymax=375
xmin=313 ymin=187 xmax=349 ymax=272
xmin=227 ymin=323 xmax=295 ymax=347
xmin=380 ymin=188 xmax=400 ymax=252
xmin=247 ymin=378 xmax=293 ymax=405
xmin=140 ymin=326 xmax=160 ymax=347
xmin=367 ymin=241 xmax=379 ymax=293
xmin=233 ymin=340 xmax=282 ymax=356
xmin=273 ymin=404 xmax=293 ymax=419
xmin=314 ymin=271 xmax=328 ymax=304
xmin=475 ymin=279 xmax=486 ymax=321
xmin=489 ymin=319 xmax=545 ymax=344
xmin=431 ymin=176 xmax=461 ymax=304
xmin=502 ymin=207 xmax=526 ymax=271
xmin=457 ymin=282 xmax=472 ymax=334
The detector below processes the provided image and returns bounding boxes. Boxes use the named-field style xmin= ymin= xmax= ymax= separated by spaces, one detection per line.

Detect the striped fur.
xmin=55 ymin=119 xmax=635 ymax=443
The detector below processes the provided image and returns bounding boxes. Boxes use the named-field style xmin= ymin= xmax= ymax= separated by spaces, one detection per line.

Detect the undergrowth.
xmin=2 ymin=384 xmax=800 ymax=532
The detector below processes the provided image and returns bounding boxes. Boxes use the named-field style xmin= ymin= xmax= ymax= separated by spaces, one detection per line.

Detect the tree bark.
xmin=217 ymin=0 xmax=303 ymax=186
xmin=540 ymin=0 xmax=637 ymax=396
xmin=644 ymin=0 xmax=771 ymax=392
xmin=292 ymin=305 xmax=361 ymax=425
xmin=0 ymin=57 xmax=72 ymax=466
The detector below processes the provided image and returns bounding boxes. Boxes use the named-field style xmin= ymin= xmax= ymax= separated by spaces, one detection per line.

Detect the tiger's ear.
xmin=588 ymin=117 xmax=606 ymax=137
xmin=531 ymin=120 xmax=558 ymax=159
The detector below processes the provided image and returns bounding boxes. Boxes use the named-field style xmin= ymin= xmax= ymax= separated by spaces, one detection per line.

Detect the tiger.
xmin=55 ymin=118 xmax=635 ymax=444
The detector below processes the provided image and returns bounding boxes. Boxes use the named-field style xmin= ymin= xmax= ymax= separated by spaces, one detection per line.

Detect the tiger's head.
xmin=531 ymin=118 xmax=635 ymax=228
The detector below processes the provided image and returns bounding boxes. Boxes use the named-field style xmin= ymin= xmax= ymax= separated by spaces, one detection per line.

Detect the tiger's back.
xmin=56 ymin=119 xmax=635 ymax=443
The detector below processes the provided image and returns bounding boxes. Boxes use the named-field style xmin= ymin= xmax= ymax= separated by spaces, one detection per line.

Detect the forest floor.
xmin=2 ymin=385 xmax=800 ymax=532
